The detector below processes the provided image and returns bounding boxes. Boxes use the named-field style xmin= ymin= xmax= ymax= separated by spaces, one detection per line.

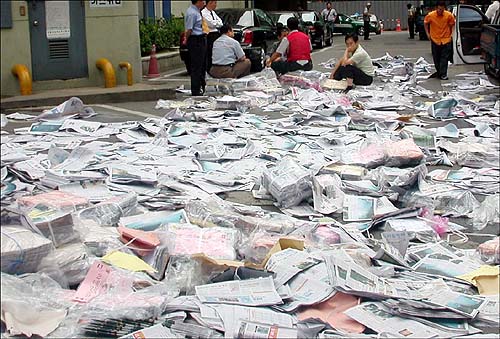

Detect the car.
xmin=298 ymin=10 xmax=333 ymax=48
xmin=333 ymin=13 xmax=356 ymax=35
xmin=349 ymin=14 xmax=382 ymax=36
xmin=179 ymin=8 xmax=278 ymax=74
xmin=416 ymin=7 xmax=432 ymax=40
xmin=268 ymin=11 xmax=309 ymax=35
xmin=450 ymin=4 xmax=491 ymax=65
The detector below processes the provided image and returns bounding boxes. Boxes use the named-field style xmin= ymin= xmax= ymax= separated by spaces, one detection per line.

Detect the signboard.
xmin=89 ymin=0 xmax=123 ymax=7
xmin=45 ymin=1 xmax=70 ymax=39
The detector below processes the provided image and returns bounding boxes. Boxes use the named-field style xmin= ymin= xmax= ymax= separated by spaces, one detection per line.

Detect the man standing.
xmin=485 ymin=0 xmax=500 ymax=22
xmin=424 ymin=1 xmax=456 ymax=80
xmin=266 ymin=17 xmax=313 ymax=75
xmin=329 ymin=33 xmax=374 ymax=93
xmin=407 ymin=3 xmax=416 ymax=39
xmin=363 ymin=2 xmax=372 ymax=40
xmin=321 ymin=2 xmax=337 ymax=36
xmin=202 ymin=0 xmax=223 ymax=71
xmin=185 ymin=0 xmax=206 ymax=96
xmin=210 ymin=24 xmax=251 ymax=79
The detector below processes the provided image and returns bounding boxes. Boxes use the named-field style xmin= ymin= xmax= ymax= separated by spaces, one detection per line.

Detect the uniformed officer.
xmin=185 ymin=0 xmax=206 ymax=96
xmin=210 ymin=24 xmax=251 ymax=79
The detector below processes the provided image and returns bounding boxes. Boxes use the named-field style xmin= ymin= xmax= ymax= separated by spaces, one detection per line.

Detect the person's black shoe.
xmin=342 ymin=85 xmax=354 ymax=94
xmin=428 ymin=72 xmax=439 ymax=79
xmin=440 ymin=75 xmax=449 ymax=80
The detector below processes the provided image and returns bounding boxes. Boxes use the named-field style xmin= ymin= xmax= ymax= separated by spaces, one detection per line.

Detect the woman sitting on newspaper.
xmin=329 ymin=33 xmax=375 ymax=93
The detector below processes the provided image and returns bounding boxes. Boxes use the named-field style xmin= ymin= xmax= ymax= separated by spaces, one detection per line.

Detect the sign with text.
xmin=89 ymin=0 xmax=122 ymax=8
xmin=46 ymin=1 xmax=70 ymax=39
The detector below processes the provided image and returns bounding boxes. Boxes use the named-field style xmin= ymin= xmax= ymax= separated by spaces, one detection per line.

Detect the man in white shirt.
xmin=485 ymin=0 xmax=500 ymax=22
xmin=329 ymin=33 xmax=374 ymax=93
xmin=321 ymin=2 xmax=337 ymax=36
xmin=202 ymin=0 xmax=223 ymax=71
xmin=210 ymin=24 xmax=251 ymax=78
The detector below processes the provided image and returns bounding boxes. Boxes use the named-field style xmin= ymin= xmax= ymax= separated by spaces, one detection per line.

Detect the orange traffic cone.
xmin=148 ymin=44 xmax=160 ymax=78
xmin=396 ymin=19 xmax=401 ymax=32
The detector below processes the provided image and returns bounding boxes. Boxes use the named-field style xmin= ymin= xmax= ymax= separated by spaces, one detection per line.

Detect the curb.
xmin=0 ymin=87 xmax=177 ymax=111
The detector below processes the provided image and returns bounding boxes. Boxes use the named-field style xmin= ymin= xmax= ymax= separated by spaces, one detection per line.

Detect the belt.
xmin=189 ymin=34 xmax=206 ymax=39
xmin=212 ymin=63 xmax=234 ymax=67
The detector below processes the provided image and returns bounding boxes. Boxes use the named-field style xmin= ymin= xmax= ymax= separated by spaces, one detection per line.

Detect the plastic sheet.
xmin=1 ymin=225 xmax=53 ymax=275
xmin=262 ymin=157 xmax=313 ymax=208
xmin=476 ymin=237 xmax=500 ymax=265
xmin=164 ymin=255 xmax=206 ymax=294
xmin=38 ymin=242 xmax=90 ymax=287
xmin=473 ymin=195 xmax=500 ymax=230
xmin=384 ymin=139 xmax=424 ymax=167
xmin=279 ymin=71 xmax=325 ymax=92
xmin=78 ymin=192 xmax=138 ymax=226
xmin=165 ymin=223 xmax=239 ymax=260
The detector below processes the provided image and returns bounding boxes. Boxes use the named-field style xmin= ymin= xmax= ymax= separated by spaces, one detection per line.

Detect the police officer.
xmin=185 ymin=0 xmax=206 ymax=96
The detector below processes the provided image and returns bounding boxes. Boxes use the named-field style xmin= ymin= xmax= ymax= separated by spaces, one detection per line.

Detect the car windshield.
xmin=218 ymin=10 xmax=254 ymax=27
xmin=278 ymin=14 xmax=294 ymax=25
xmin=236 ymin=11 xmax=254 ymax=26
xmin=301 ymin=12 xmax=316 ymax=22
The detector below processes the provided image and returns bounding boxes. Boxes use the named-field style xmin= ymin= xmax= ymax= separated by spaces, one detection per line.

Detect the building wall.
xmin=307 ymin=0 xmax=422 ymax=30
xmin=1 ymin=0 xmax=141 ymax=97
xmin=1 ymin=1 xmax=32 ymax=97
xmin=170 ymin=0 xmax=247 ymax=18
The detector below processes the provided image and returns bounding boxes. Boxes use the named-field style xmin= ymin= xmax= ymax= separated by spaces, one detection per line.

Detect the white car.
xmin=450 ymin=4 xmax=490 ymax=65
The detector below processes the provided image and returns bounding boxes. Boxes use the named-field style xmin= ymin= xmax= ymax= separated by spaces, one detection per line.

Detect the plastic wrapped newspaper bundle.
xmin=0 ymin=60 xmax=499 ymax=338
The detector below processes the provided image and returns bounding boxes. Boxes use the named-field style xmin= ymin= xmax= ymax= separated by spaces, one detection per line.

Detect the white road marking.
xmin=93 ymin=104 xmax=157 ymax=118
xmin=147 ymin=78 xmax=189 ymax=82
xmin=313 ymin=46 xmax=335 ymax=54
xmin=163 ymin=69 xmax=188 ymax=77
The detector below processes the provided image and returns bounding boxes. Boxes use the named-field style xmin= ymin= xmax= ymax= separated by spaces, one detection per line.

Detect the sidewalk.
xmin=0 ymin=81 xmax=177 ymax=111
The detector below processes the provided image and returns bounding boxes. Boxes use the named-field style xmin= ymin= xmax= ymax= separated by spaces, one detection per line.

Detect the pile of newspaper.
xmin=1 ymin=55 xmax=499 ymax=338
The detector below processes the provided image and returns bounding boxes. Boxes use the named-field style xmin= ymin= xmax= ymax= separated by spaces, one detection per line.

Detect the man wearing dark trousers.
xmin=407 ymin=3 xmax=416 ymax=39
xmin=424 ymin=1 xmax=455 ymax=80
xmin=266 ymin=17 xmax=312 ymax=75
xmin=202 ymin=0 xmax=223 ymax=71
xmin=185 ymin=0 xmax=206 ymax=96
xmin=363 ymin=2 xmax=372 ymax=40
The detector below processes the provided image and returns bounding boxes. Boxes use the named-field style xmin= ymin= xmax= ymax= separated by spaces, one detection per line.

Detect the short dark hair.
xmin=436 ymin=1 xmax=446 ymax=7
xmin=407 ymin=3 xmax=412 ymax=9
xmin=278 ymin=27 xmax=289 ymax=36
xmin=220 ymin=24 xmax=232 ymax=34
xmin=287 ymin=16 xmax=299 ymax=30
xmin=191 ymin=0 xmax=199 ymax=4
xmin=345 ymin=32 xmax=359 ymax=43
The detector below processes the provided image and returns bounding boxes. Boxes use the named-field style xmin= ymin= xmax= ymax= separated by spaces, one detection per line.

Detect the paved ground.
xmin=2 ymin=31 xmax=498 ymax=248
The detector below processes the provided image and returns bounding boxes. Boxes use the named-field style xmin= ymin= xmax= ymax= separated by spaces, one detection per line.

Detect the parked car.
xmin=298 ymin=10 xmax=333 ymax=48
xmin=179 ymin=8 xmax=278 ymax=74
xmin=349 ymin=14 xmax=382 ymax=36
xmin=268 ymin=11 xmax=309 ymax=35
xmin=333 ymin=13 xmax=357 ymax=35
xmin=450 ymin=4 xmax=491 ymax=65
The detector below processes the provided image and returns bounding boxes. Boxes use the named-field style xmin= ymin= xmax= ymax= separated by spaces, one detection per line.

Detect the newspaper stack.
xmin=262 ymin=158 xmax=313 ymax=208
xmin=1 ymin=225 xmax=53 ymax=274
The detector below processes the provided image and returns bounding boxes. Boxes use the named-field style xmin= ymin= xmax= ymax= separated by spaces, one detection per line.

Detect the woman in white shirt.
xmin=202 ymin=0 xmax=223 ymax=71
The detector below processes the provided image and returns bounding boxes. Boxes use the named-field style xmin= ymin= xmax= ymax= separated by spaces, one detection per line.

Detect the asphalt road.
xmin=2 ymin=31 xmax=498 ymax=248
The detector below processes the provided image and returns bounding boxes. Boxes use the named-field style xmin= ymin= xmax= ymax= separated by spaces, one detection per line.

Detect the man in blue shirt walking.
xmin=185 ymin=0 xmax=207 ymax=96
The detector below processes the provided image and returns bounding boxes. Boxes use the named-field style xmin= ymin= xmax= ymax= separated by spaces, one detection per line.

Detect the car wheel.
xmin=376 ymin=29 xmax=381 ymax=35
xmin=316 ymin=34 xmax=324 ymax=49
xmin=357 ymin=27 xmax=364 ymax=36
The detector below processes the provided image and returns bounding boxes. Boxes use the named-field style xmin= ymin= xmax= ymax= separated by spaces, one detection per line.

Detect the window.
xmin=236 ymin=11 xmax=254 ymax=27
xmin=301 ymin=12 xmax=316 ymax=23
xmin=255 ymin=10 xmax=273 ymax=27
xmin=459 ymin=7 xmax=483 ymax=23
xmin=278 ymin=14 xmax=294 ymax=26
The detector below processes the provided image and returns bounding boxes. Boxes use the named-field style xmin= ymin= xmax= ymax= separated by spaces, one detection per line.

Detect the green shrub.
xmin=139 ymin=16 xmax=185 ymax=56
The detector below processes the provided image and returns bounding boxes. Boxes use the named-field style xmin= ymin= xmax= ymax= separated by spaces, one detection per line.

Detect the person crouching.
xmin=266 ymin=16 xmax=312 ymax=75
xmin=329 ymin=33 xmax=374 ymax=93
xmin=209 ymin=24 xmax=251 ymax=79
